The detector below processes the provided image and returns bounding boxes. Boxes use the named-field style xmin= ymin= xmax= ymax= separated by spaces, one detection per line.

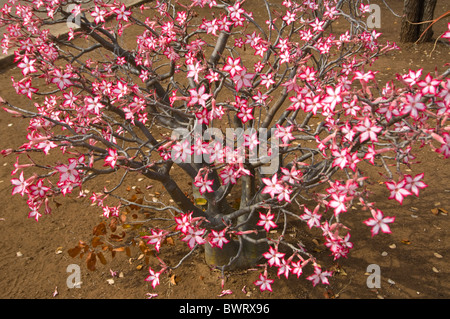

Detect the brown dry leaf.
xmin=330 ymin=264 xmax=347 ymax=276
xmin=97 ymin=252 xmax=107 ymax=265
xmin=78 ymin=240 xmax=88 ymax=248
xmin=438 ymin=208 xmax=448 ymax=215
xmin=323 ymin=289 xmax=336 ymax=299
xmin=109 ymin=217 xmax=118 ymax=232
xmin=93 ymin=222 xmax=107 ymax=236
xmin=165 ymin=237 xmax=175 ymax=246
xmin=86 ymin=252 xmax=97 ymax=271
xmin=139 ymin=240 xmax=148 ymax=253
xmin=431 ymin=208 xmax=440 ymax=216
xmin=110 ymin=231 xmax=126 ymax=242
xmin=170 ymin=274 xmax=179 ymax=286
xmin=91 ymin=236 xmax=103 ymax=248
xmin=68 ymin=246 xmax=82 ymax=258
xmin=400 ymin=239 xmax=411 ymax=245
xmin=136 ymin=264 xmax=144 ymax=270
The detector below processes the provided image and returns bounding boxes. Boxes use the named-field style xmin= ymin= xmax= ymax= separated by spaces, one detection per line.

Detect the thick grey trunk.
xmin=400 ymin=0 xmax=437 ymax=43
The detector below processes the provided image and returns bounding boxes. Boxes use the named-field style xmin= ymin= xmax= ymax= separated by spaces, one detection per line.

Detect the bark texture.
xmin=400 ymin=0 xmax=437 ymax=43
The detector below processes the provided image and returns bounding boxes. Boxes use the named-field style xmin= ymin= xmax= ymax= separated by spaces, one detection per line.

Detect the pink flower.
xmin=51 ymin=68 xmax=73 ymax=90
xmin=17 ymin=56 xmax=37 ymax=76
xmin=436 ymin=132 xmax=450 ymax=158
xmin=228 ymin=2 xmax=245 ymax=23
xmin=112 ymin=80 xmax=128 ymax=99
xmin=442 ymin=23 xmax=450 ymax=41
xmin=91 ymin=6 xmax=107 ymax=24
xmin=195 ymin=108 xmax=210 ymax=125
xmin=282 ymin=11 xmax=296 ymax=25
xmin=29 ymin=179 xmax=50 ymax=198
xmin=182 ymin=227 xmax=206 ymax=249
xmin=332 ymin=148 xmax=349 ymax=170
xmin=257 ymin=212 xmax=277 ymax=232
xmin=188 ymin=85 xmax=211 ymax=108
xmin=402 ymin=69 xmax=422 ymax=87
xmin=355 ymin=117 xmax=382 ymax=143
xmin=401 ymin=93 xmax=426 ymax=119
xmin=417 ymin=73 xmax=440 ymax=95
xmin=104 ymin=148 xmax=118 ymax=168
xmin=254 ymin=273 xmax=274 ymax=292
xmin=364 ymin=209 xmax=395 ymax=236
xmin=306 ymin=266 xmax=332 ymax=287
xmin=209 ymin=229 xmax=230 ymax=249
xmin=277 ymin=258 xmax=292 ymax=278
xmin=112 ymin=4 xmax=131 ymax=22
xmin=55 ymin=158 xmax=80 ymax=185
xmin=142 ymin=229 xmax=167 ymax=252
xmin=171 ymin=139 xmax=193 ymax=163
xmin=17 ymin=79 xmax=38 ymax=99
xmin=236 ymin=106 xmax=254 ymax=123
xmin=222 ymin=56 xmax=244 ymax=77
xmin=205 ymin=69 xmax=219 ymax=83
xmin=232 ymin=68 xmax=254 ymax=92
xmin=260 ymin=73 xmax=275 ymax=89
xmin=385 ymin=179 xmax=412 ymax=205
xmin=328 ymin=193 xmax=347 ymax=216
xmin=353 ymin=70 xmax=376 ymax=83
xmin=277 ymin=186 xmax=292 ymax=203
xmin=261 ymin=174 xmax=283 ymax=198
xmin=310 ymin=18 xmax=325 ymax=32
xmin=403 ymin=173 xmax=428 ymax=197
xmin=194 ymin=176 xmax=214 ymax=195
xmin=187 ymin=61 xmax=204 ymax=84
xmin=27 ymin=203 xmax=42 ymax=222
xmin=145 ymin=267 xmax=161 ymax=289
xmin=274 ymin=124 xmax=295 ymax=145
xmin=322 ymin=85 xmax=343 ymax=110
xmin=300 ymin=205 xmax=322 ymax=229
xmin=243 ymin=132 xmax=260 ymax=151
xmin=85 ymin=96 xmax=105 ymax=115
xmin=11 ymin=171 xmax=30 ymax=196
xmin=291 ymin=260 xmax=303 ymax=278
xmin=263 ymin=246 xmax=285 ymax=267
xmin=175 ymin=212 xmax=193 ymax=234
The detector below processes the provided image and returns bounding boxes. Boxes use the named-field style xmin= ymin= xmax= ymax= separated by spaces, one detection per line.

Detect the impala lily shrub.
xmin=1 ymin=0 xmax=449 ymax=293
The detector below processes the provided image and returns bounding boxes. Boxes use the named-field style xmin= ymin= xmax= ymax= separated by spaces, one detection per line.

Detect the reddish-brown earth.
xmin=0 ymin=0 xmax=449 ymax=301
